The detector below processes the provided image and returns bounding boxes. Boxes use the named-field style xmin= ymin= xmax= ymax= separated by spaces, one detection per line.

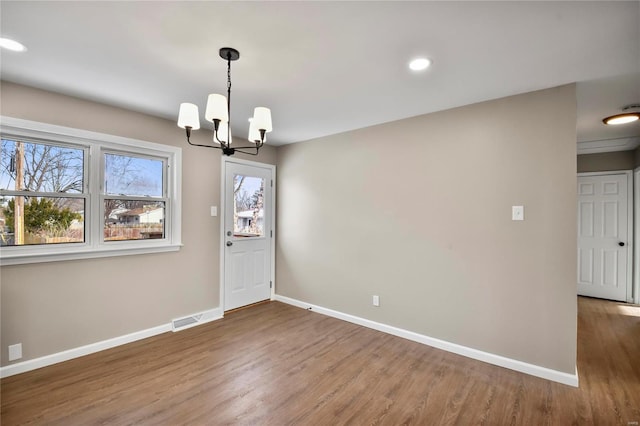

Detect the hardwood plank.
xmin=1 ymin=297 xmax=639 ymax=425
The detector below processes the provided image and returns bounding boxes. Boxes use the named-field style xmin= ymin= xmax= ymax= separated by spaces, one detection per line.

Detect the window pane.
xmin=0 ymin=195 xmax=84 ymax=246
xmin=104 ymin=200 xmax=165 ymax=241
xmin=0 ymin=139 xmax=84 ymax=193
xmin=104 ymin=153 xmax=163 ymax=197
xmin=233 ymin=174 xmax=264 ymax=237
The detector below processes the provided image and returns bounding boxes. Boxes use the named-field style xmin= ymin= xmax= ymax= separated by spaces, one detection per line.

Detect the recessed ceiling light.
xmin=0 ymin=37 xmax=27 ymax=52
xmin=603 ymin=113 xmax=640 ymax=125
xmin=409 ymin=58 xmax=431 ymax=71
xmin=603 ymin=104 xmax=640 ymax=125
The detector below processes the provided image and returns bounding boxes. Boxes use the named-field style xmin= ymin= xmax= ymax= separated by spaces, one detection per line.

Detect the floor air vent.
xmin=172 ymin=314 xmax=203 ymax=332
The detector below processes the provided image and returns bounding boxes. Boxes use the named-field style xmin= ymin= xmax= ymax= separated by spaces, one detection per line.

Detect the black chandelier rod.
xmin=225 ymin=50 xmax=231 ymax=147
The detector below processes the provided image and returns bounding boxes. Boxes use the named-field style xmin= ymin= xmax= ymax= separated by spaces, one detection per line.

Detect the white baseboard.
xmin=0 ymin=307 xmax=223 ymax=379
xmin=274 ymin=294 xmax=579 ymax=387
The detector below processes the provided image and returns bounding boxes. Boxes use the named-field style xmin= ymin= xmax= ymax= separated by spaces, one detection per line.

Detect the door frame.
xmin=635 ymin=167 xmax=640 ymax=304
xmin=220 ymin=156 xmax=276 ymax=313
xmin=578 ymin=170 xmax=634 ymax=303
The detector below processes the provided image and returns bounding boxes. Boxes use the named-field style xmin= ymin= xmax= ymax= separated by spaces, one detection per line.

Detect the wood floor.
xmin=1 ymin=297 xmax=639 ymax=425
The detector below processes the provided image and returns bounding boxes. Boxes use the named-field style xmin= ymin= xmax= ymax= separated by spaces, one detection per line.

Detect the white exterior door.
xmin=577 ymin=173 xmax=631 ymax=302
xmin=223 ymin=159 xmax=274 ymax=311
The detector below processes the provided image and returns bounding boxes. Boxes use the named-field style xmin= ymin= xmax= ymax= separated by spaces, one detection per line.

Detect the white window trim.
xmin=0 ymin=116 xmax=182 ymax=265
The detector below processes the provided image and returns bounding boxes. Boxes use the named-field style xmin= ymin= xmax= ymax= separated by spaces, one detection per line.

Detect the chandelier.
xmin=177 ymin=47 xmax=272 ymax=156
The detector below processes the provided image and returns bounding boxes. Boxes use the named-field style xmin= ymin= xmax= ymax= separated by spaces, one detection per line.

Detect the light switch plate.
xmin=210 ymin=206 xmax=217 ymax=217
xmin=512 ymin=205 xmax=524 ymax=221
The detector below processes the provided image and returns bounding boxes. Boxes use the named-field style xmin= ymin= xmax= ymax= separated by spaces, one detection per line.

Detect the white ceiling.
xmin=1 ymin=1 xmax=639 ymax=147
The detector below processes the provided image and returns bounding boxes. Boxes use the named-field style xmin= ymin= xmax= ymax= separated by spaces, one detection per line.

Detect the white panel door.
xmin=223 ymin=160 xmax=273 ymax=311
xmin=577 ymin=174 xmax=629 ymax=301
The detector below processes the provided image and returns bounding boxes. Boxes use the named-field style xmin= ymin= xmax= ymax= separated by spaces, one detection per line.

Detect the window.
xmin=0 ymin=139 xmax=86 ymax=246
xmin=103 ymin=152 xmax=166 ymax=242
xmin=233 ymin=174 xmax=265 ymax=237
xmin=0 ymin=116 xmax=182 ymax=265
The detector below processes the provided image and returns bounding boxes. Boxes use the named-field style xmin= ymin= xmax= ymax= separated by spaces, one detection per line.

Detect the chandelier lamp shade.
xmin=177 ymin=47 xmax=272 ymax=156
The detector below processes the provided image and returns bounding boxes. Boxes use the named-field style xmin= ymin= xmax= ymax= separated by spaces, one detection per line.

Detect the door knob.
xmin=618 ymin=242 xmax=625 ymax=247
xmin=226 ymin=241 xmax=233 ymax=247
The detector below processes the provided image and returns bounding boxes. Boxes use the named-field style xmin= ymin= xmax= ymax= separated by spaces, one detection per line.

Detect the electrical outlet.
xmin=8 ymin=343 xmax=22 ymax=361
xmin=373 ymin=295 xmax=380 ymax=307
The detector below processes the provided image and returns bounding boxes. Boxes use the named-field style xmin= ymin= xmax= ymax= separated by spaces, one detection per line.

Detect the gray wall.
xmin=0 ymin=82 xmax=277 ymax=366
xmin=577 ymin=151 xmax=635 ymax=173
xmin=276 ymin=85 xmax=578 ymax=374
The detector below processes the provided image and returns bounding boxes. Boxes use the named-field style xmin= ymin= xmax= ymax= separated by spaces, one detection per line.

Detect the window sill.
xmin=0 ymin=243 xmax=183 ymax=266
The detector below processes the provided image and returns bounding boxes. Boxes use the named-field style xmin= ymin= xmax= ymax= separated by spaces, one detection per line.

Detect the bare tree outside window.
xmin=0 ymin=139 xmax=83 ymax=193
xmin=103 ymin=153 xmax=165 ymax=242
xmin=104 ymin=153 xmax=162 ymax=197
xmin=0 ymin=139 xmax=85 ymax=246
xmin=233 ymin=174 xmax=264 ymax=237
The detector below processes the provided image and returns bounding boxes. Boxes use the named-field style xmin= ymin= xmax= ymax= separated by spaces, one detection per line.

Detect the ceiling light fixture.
xmin=603 ymin=104 xmax=640 ymax=126
xmin=409 ymin=57 xmax=431 ymax=71
xmin=177 ymin=47 xmax=272 ymax=156
xmin=0 ymin=37 xmax=27 ymax=52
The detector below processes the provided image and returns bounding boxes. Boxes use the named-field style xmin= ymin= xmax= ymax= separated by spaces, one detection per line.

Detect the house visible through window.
xmin=0 ymin=117 xmax=182 ymax=265
xmin=233 ymin=174 xmax=264 ymax=237
xmin=103 ymin=153 xmax=166 ymax=241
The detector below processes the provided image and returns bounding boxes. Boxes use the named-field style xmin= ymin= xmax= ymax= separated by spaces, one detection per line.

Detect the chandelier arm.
xmin=227 ymin=145 xmax=262 ymax=150
xmin=212 ymin=129 xmax=229 ymax=148
xmin=233 ymin=148 xmax=260 ymax=156
xmin=185 ymin=137 xmax=261 ymax=155
xmin=209 ymin=119 xmax=228 ymax=148
xmin=186 ymin=138 xmax=225 ymax=150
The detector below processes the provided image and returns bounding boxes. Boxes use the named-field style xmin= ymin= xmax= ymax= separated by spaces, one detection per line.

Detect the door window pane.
xmin=104 ymin=153 xmax=163 ymax=197
xmin=104 ymin=200 xmax=165 ymax=241
xmin=0 ymin=195 xmax=84 ymax=246
xmin=233 ymin=174 xmax=264 ymax=237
